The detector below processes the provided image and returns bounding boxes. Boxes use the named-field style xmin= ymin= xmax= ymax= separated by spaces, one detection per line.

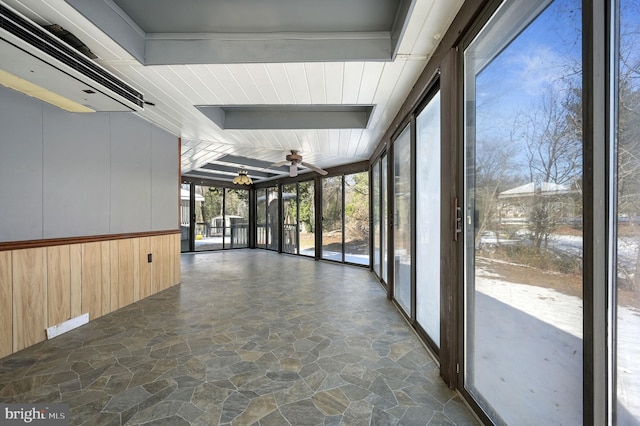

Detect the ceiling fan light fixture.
xmin=289 ymin=163 xmax=298 ymax=177
xmin=233 ymin=170 xmax=252 ymax=185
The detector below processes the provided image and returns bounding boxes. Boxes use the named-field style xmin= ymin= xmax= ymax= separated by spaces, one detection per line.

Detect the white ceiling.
xmin=3 ymin=0 xmax=463 ymax=183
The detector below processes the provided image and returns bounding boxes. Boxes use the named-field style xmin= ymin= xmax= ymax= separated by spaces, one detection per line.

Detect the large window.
xmin=266 ymin=186 xmax=279 ymax=251
xmin=464 ymin=0 xmax=583 ymax=423
xmin=225 ymin=189 xmax=249 ymax=249
xmin=298 ymin=180 xmax=315 ymax=257
xmin=256 ymin=188 xmax=267 ymax=249
xmin=283 ymin=183 xmax=298 ymax=254
xmin=195 ymin=185 xmax=223 ymax=251
xmin=180 ymin=184 xmax=249 ymax=252
xmin=381 ymin=155 xmax=388 ymax=283
xmin=616 ymin=0 xmax=640 ymax=422
xmin=322 ymin=176 xmax=344 ymax=261
xmin=320 ymin=173 xmax=370 ymax=264
xmin=393 ymin=126 xmax=412 ymax=315
xmin=372 ymin=162 xmax=381 ymax=276
xmin=416 ymin=90 xmax=441 ymax=348
xmin=180 ymin=183 xmax=191 ymax=252
xmin=345 ymin=172 xmax=369 ymax=265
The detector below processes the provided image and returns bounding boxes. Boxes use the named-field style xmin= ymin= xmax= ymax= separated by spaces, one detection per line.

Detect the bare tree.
xmin=514 ymin=84 xmax=582 ymax=249
xmin=616 ymin=5 xmax=640 ymax=290
xmin=473 ymin=132 xmax=522 ymax=248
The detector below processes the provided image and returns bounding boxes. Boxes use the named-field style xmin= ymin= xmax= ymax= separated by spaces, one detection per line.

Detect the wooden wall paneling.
xmin=173 ymin=233 xmax=180 ymax=285
xmin=165 ymin=234 xmax=174 ymax=289
xmin=70 ymin=244 xmax=82 ymax=318
xmin=46 ymin=245 xmax=71 ymax=327
xmin=0 ymin=251 xmax=12 ymax=358
xmin=132 ymin=238 xmax=141 ymax=302
xmin=82 ymin=242 xmax=102 ymax=321
xmin=100 ymin=241 xmax=110 ymax=316
xmin=118 ymin=239 xmax=135 ymax=308
xmin=151 ymin=236 xmax=160 ymax=295
xmin=155 ymin=235 xmax=164 ymax=292
xmin=13 ymin=248 xmax=47 ymax=351
xmin=110 ymin=240 xmax=119 ymax=311
xmin=139 ymin=237 xmax=151 ymax=299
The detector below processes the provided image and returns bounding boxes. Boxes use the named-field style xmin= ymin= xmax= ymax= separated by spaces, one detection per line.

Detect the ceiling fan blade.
xmin=271 ymin=160 xmax=289 ymax=167
xmin=301 ymin=161 xmax=328 ymax=175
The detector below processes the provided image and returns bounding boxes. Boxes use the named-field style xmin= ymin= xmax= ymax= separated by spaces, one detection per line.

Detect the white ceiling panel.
xmin=3 ymin=0 xmax=464 ymax=182
xmin=357 ymin=62 xmax=386 ymax=104
xmin=247 ymin=64 xmax=282 ymax=104
xmin=324 ymin=63 xmax=345 ymax=104
xmin=264 ymin=63 xmax=296 ymax=104
xmin=284 ymin=63 xmax=312 ymax=104
xmin=341 ymin=62 xmax=365 ymax=104
xmin=304 ymin=62 xmax=327 ymax=105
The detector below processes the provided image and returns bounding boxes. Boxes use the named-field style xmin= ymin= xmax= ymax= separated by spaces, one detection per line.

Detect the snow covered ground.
xmin=472 ymin=261 xmax=640 ymax=424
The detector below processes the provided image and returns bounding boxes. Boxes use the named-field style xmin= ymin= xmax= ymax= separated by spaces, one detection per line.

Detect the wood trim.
xmin=178 ymin=137 xmax=182 ymax=230
xmin=440 ymin=47 xmax=459 ymax=388
xmin=0 ymin=229 xmax=180 ymax=252
xmin=0 ymin=251 xmax=12 ymax=358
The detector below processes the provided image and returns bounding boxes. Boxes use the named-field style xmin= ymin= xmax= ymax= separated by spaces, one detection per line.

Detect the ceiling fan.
xmin=271 ymin=150 xmax=328 ymax=177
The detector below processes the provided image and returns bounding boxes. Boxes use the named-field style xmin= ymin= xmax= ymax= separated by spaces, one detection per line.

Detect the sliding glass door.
xmin=372 ymin=162 xmax=381 ymax=276
xmin=416 ymin=90 xmax=441 ymax=348
xmin=464 ymin=0 xmax=583 ymax=423
xmin=381 ymin=155 xmax=388 ymax=284
xmin=181 ymin=184 xmax=249 ymax=252
xmin=283 ymin=183 xmax=298 ymax=254
xmin=180 ymin=183 xmax=191 ymax=252
xmin=345 ymin=171 xmax=369 ymax=265
xmin=298 ymin=180 xmax=315 ymax=257
xmin=195 ymin=185 xmax=223 ymax=251
xmin=616 ymin=0 xmax=640 ymax=422
xmin=225 ymin=189 xmax=249 ymax=249
xmin=393 ymin=125 xmax=412 ymax=315
xmin=266 ymin=186 xmax=278 ymax=251
xmin=322 ymin=176 xmax=343 ymax=261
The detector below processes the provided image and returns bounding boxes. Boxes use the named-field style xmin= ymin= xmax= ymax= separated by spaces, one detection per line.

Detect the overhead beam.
xmin=144 ymin=35 xmax=391 ymax=64
xmin=197 ymin=105 xmax=374 ymax=130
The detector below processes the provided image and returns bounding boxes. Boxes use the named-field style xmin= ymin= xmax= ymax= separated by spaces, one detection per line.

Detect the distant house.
xmin=497 ymin=182 xmax=581 ymax=226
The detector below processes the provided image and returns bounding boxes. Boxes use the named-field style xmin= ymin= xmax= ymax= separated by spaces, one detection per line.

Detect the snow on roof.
xmin=498 ymin=182 xmax=573 ymax=198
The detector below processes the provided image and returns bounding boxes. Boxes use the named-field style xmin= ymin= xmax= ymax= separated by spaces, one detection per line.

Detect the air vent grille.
xmin=0 ymin=4 xmax=143 ymax=108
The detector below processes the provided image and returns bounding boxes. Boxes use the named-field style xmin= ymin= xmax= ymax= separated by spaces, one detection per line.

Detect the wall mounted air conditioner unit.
xmin=0 ymin=1 xmax=143 ymax=112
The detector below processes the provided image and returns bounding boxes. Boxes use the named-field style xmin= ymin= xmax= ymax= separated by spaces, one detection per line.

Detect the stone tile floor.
xmin=0 ymin=250 xmax=479 ymax=425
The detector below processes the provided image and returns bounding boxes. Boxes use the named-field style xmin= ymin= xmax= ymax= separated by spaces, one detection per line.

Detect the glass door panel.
xmin=373 ymin=162 xmax=381 ymax=275
xmin=322 ymin=176 xmax=343 ymax=261
xmin=299 ymin=180 xmax=315 ymax=257
xmin=195 ymin=185 xmax=223 ymax=251
xmin=225 ymin=189 xmax=249 ymax=249
xmin=382 ymin=155 xmax=388 ymax=283
xmin=256 ymin=189 xmax=267 ymax=249
xmin=464 ymin=0 xmax=583 ymax=423
xmin=266 ymin=186 xmax=279 ymax=251
xmin=616 ymin=0 xmax=640 ymax=422
xmin=393 ymin=126 xmax=412 ymax=314
xmin=283 ymin=183 xmax=298 ymax=254
xmin=345 ymin=172 xmax=369 ymax=265
xmin=416 ymin=91 xmax=441 ymax=348
xmin=180 ymin=183 xmax=191 ymax=252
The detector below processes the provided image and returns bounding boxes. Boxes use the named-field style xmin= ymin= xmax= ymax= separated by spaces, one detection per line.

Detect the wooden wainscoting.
xmin=0 ymin=233 xmax=181 ymax=358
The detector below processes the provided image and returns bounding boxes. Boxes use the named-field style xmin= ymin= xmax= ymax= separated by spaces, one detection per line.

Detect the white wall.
xmin=0 ymin=85 xmax=179 ymax=242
